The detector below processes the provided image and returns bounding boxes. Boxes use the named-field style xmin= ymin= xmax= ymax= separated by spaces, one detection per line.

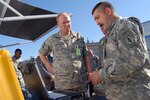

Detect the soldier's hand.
xmin=91 ymin=70 xmax=101 ymax=85
xmin=87 ymin=72 xmax=92 ymax=81
xmin=50 ymin=74 xmax=55 ymax=81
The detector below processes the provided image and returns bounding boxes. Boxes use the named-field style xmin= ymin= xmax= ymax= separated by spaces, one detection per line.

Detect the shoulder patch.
xmin=118 ymin=26 xmax=140 ymax=50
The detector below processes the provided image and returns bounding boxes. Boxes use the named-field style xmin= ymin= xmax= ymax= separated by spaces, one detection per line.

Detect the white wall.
xmin=143 ymin=21 xmax=150 ymax=58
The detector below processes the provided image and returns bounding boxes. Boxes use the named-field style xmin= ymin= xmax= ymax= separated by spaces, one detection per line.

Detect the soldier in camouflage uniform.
xmin=12 ymin=49 xmax=33 ymax=100
xmin=12 ymin=49 xmax=25 ymax=89
xmin=91 ymin=1 xmax=150 ymax=100
xmin=39 ymin=12 xmax=92 ymax=92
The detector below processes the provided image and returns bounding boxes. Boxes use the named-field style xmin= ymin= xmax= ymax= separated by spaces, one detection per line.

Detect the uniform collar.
xmin=55 ymin=30 xmax=76 ymax=38
xmin=108 ymin=16 xmax=121 ymax=35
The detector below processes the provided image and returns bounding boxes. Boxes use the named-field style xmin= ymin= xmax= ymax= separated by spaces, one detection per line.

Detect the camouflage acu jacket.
xmin=39 ymin=31 xmax=88 ymax=90
xmin=99 ymin=17 xmax=150 ymax=100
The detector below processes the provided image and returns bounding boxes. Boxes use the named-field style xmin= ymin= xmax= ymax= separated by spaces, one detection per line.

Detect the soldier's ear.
xmin=105 ymin=7 xmax=111 ymax=15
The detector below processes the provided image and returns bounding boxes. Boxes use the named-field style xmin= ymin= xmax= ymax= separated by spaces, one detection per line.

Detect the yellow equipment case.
xmin=0 ymin=49 xmax=24 ymax=100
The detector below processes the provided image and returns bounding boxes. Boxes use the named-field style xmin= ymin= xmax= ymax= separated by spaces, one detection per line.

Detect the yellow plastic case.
xmin=0 ymin=49 xmax=24 ymax=100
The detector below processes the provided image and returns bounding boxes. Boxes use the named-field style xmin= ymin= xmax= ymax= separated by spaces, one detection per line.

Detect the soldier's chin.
xmin=66 ymin=29 xmax=71 ymax=33
xmin=101 ymin=28 xmax=107 ymax=36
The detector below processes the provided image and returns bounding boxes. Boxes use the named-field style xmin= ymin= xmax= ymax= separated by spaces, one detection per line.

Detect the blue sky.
xmin=1 ymin=0 xmax=150 ymax=60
